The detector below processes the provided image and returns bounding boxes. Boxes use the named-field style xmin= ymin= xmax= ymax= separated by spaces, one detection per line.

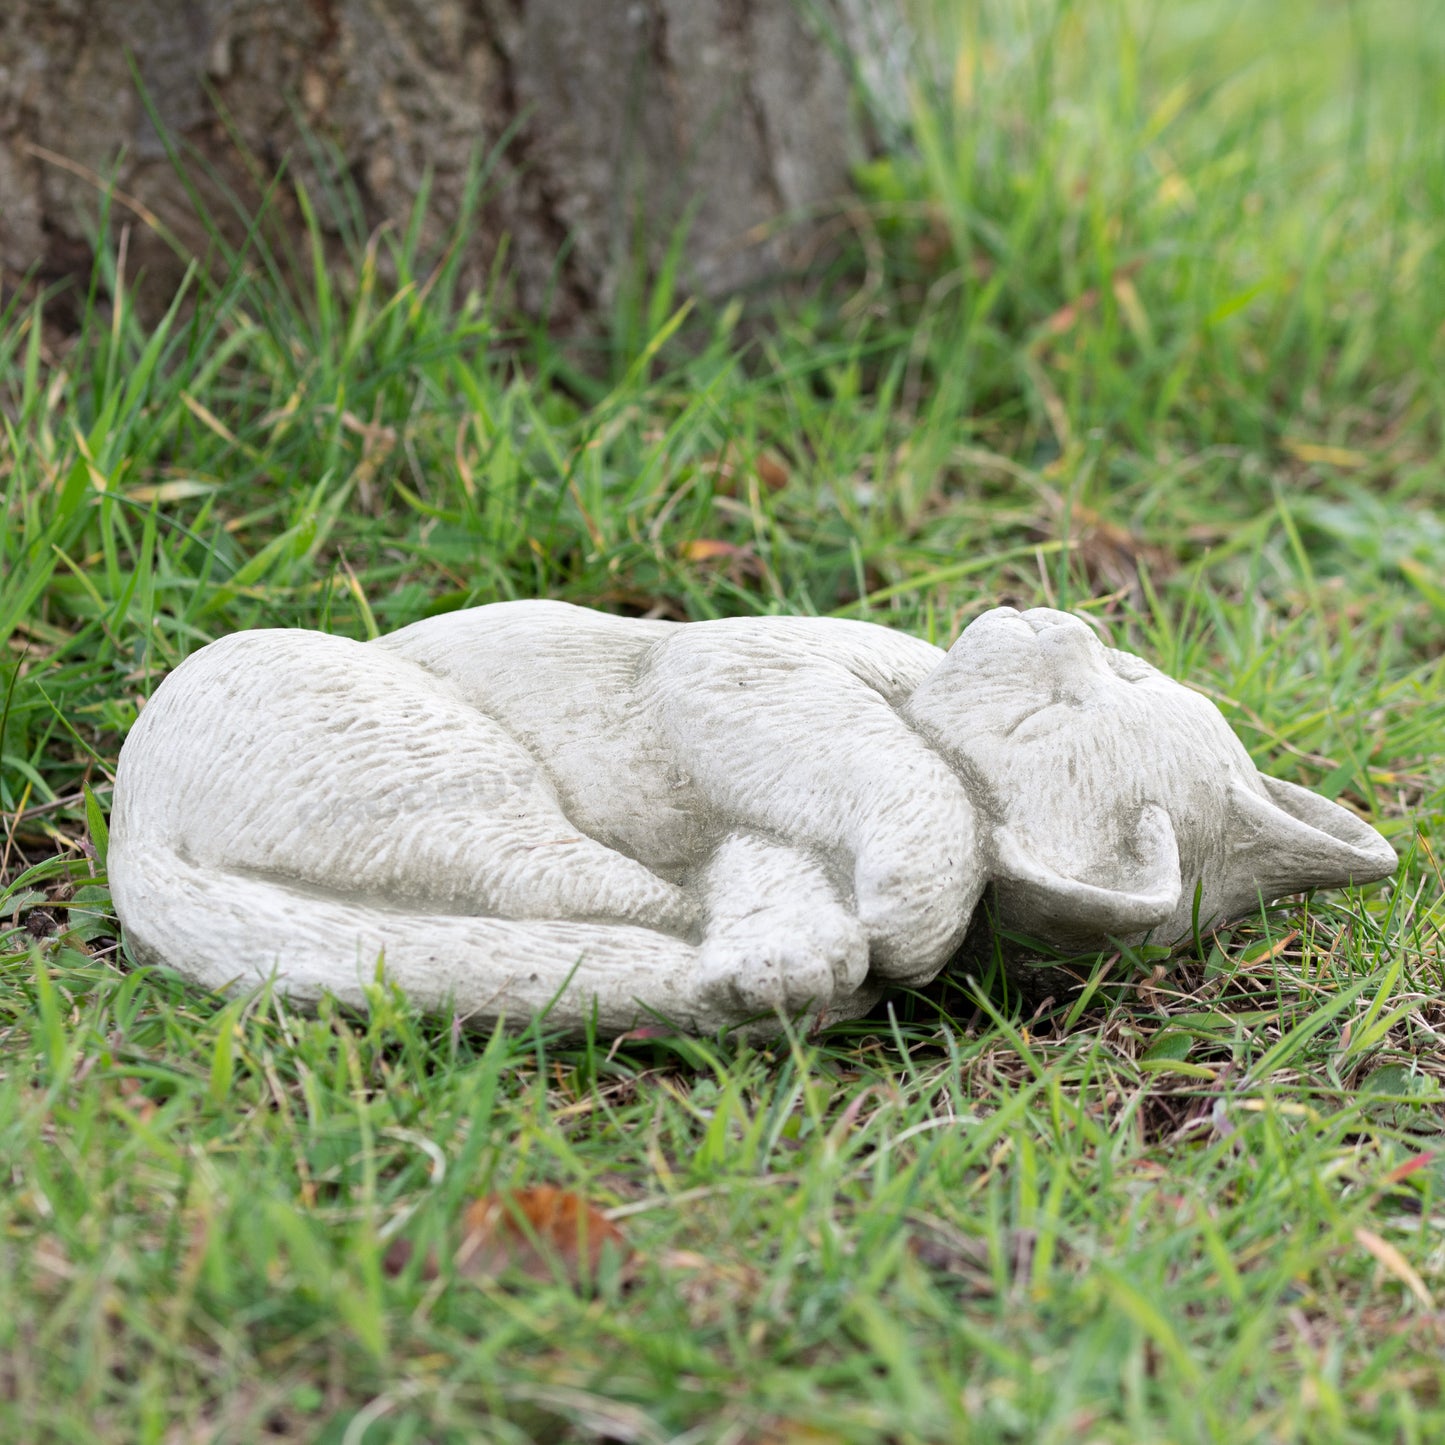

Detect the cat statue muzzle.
xmin=108 ymin=603 xmax=1397 ymax=1033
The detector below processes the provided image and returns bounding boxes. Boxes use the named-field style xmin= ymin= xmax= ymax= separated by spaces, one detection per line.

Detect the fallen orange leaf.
xmin=455 ymin=1187 xmax=629 ymax=1284
xmin=755 ymin=452 xmax=790 ymax=491
xmin=680 ymin=538 xmax=746 ymax=563
xmin=700 ymin=444 xmax=791 ymax=496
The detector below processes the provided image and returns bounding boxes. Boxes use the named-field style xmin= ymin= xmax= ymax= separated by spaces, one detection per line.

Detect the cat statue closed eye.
xmin=108 ymin=602 xmax=1397 ymax=1033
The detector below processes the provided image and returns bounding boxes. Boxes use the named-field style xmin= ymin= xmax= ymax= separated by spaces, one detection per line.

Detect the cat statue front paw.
xmin=693 ymin=835 xmax=869 ymax=1018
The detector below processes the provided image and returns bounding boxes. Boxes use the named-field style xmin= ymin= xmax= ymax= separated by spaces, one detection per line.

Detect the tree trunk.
xmin=0 ymin=0 xmax=879 ymax=326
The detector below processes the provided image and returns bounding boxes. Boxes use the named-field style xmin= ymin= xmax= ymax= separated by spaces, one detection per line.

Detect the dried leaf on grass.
xmin=701 ymin=445 xmax=791 ymax=496
xmin=457 ymin=1187 xmax=629 ymax=1282
xmin=386 ymin=1187 xmax=631 ymax=1287
xmin=677 ymin=538 xmax=767 ymax=585
xmin=680 ymin=539 xmax=749 ymax=564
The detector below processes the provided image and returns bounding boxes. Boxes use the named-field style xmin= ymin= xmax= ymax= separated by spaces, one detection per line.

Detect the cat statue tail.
xmin=106 ymin=839 xmax=712 ymax=1035
xmin=104 ymin=624 xmax=716 ymax=1034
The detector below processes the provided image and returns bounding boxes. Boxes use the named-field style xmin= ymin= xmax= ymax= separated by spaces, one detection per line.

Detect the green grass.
xmin=4 ymin=0 xmax=1445 ymax=1439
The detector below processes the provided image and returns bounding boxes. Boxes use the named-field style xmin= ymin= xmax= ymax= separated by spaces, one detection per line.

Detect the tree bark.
xmin=0 ymin=0 xmax=875 ymax=326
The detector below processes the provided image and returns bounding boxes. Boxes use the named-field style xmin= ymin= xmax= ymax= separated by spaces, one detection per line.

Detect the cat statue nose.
xmin=1020 ymin=608 xmax=1092 ymax=635
xmin=1028 ymin=613 xmax=1113 ymax=692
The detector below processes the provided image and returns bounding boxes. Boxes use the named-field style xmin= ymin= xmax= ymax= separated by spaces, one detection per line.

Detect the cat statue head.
xmin=906 ymin=607 xmax=1397 ymax=953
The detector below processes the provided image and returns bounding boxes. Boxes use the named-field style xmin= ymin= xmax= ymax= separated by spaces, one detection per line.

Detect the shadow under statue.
xmin=108 ymin=604 xmax=1398 ymax=1033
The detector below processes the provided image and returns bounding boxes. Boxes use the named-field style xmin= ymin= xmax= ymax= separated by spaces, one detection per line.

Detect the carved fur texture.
xmin=108 ymin=603 xmax=1397 ymax=1033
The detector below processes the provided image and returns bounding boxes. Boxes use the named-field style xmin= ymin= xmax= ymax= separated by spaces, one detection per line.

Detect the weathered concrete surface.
xmin=108 ymin=603 xmax=1398 ymax=1033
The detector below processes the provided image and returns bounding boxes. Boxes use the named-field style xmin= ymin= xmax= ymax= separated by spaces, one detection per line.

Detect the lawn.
xmin=3 ymin=0 xmax=1445 ymax=1440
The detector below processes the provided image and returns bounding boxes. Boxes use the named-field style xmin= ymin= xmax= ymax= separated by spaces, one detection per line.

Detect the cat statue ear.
xmin=1226 ymin=776 xmax=1398 ymax=894
xmin=988 ymin=782 xmax=1396 ymax=951
xmin=991 ymin=803 xmax=1184 ymax=947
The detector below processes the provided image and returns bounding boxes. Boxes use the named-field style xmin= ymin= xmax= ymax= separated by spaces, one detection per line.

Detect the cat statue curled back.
xmin=109 ymin=603 xmax=1397 ymax=1033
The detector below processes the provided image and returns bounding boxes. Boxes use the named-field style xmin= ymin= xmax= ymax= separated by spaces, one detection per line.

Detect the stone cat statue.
xmin=109 ymin=603 xmax=1397 ymax=1033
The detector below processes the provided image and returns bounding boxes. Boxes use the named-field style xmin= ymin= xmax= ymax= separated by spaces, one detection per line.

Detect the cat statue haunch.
xmin=109 ymin=602 xmax=1397 ymax=1033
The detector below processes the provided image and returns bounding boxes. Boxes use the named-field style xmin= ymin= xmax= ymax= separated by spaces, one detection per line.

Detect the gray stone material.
xmin=108 ymin=603 xmax=1398 ymax=1032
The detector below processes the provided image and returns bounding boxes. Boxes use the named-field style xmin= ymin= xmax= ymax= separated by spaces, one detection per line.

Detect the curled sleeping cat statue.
xmin=108 ymin=603 xmax=1398 ymax=1034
